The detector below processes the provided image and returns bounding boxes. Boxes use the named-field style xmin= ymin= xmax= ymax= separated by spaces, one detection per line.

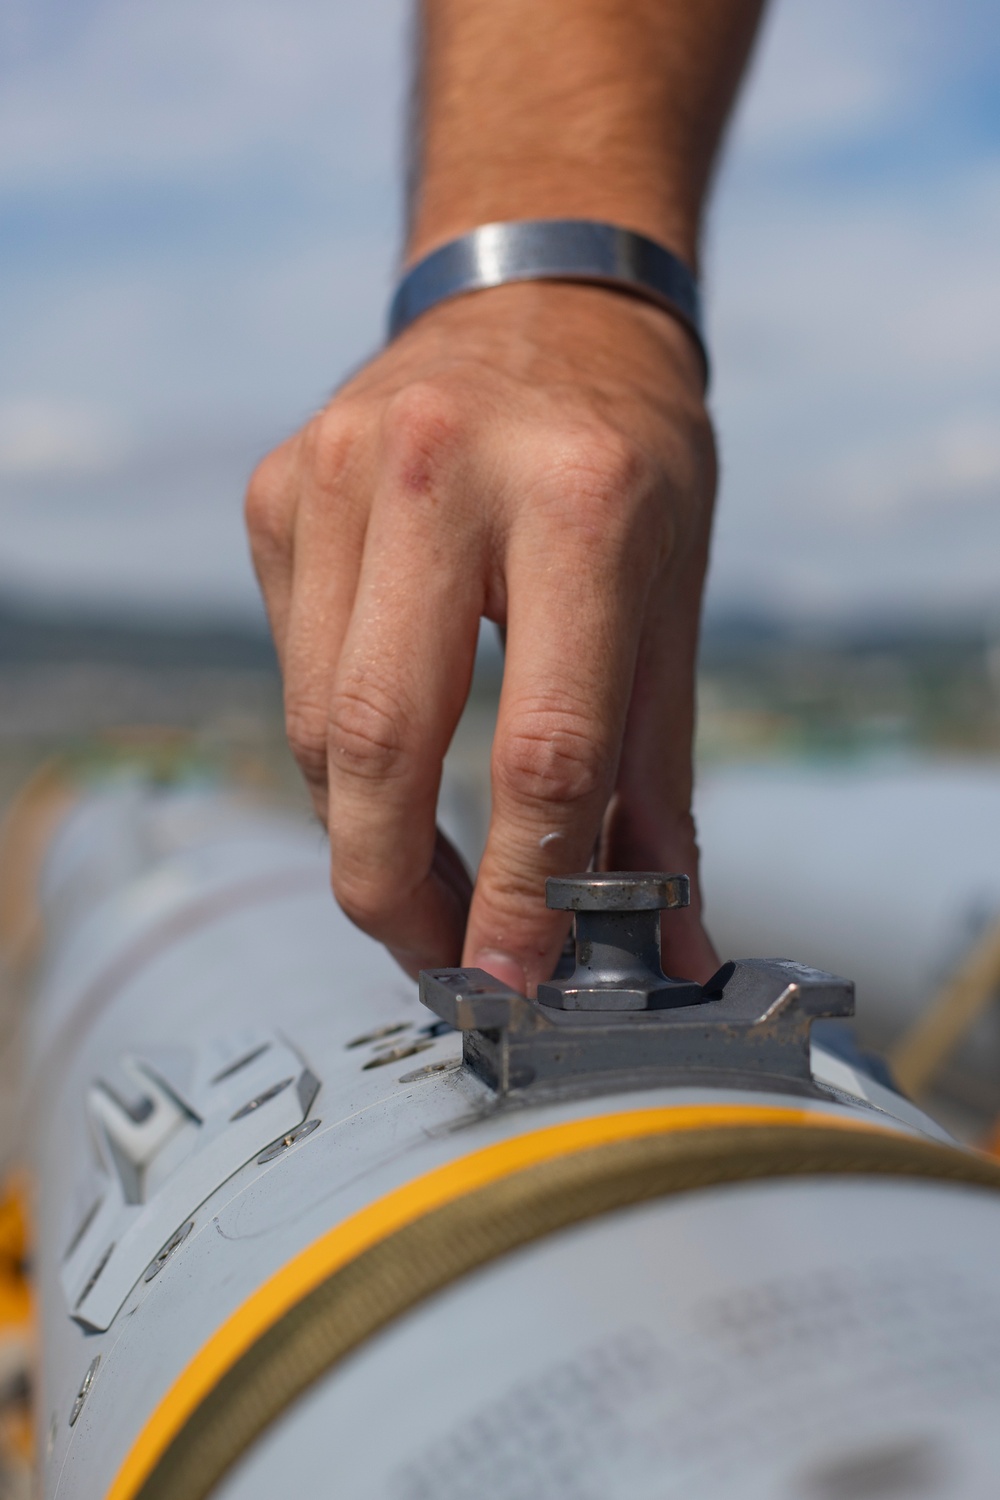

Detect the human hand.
xmin=246 ymin=281 xmax=719 ymax=994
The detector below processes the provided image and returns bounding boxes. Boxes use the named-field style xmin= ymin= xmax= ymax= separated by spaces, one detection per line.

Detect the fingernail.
xmin=471 ymin=950 xmax=526 ymax=995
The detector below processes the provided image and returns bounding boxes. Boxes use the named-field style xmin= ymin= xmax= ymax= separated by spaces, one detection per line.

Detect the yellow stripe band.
xmin=107 ymin=1103 xmax=883 ymax=1500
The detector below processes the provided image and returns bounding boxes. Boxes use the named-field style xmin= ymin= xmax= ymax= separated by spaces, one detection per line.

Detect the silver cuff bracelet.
xmin=387 ymin=219 xmax=708 ymax=383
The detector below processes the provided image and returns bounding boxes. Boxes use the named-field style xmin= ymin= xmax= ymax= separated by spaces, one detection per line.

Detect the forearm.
xmin=409 ymin=0 xmax=765 ymax=269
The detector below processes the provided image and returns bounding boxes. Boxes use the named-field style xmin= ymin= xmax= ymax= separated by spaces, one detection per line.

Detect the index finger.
xmin=323 ymin=473 xmax=485 ymax=974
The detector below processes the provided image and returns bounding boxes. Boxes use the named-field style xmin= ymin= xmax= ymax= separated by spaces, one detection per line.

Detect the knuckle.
xmin=536 ymin=424 xmax=653 ymax=561
xmin=494 ymin=706 xmax=610 ymax=812
xmin=329 ymin=866 xmax=395 ymax=932
xmin=382 ymin=381 xmax=464 ymax=495
xmin=554 ymin=424 xmax=644 ymax=506
xmin=307 ymin=408 xmax=358 ymax=477
xmin=480 ymin=865 xmax=554 ymax=918
xmin=330 ymin=845 xmax=422 ymax=934
xmin=244 ymin=450 xmax=291 ymax=551
xmin=301 ymin=409 xmax=360 ymax=491
xmin=284 ymin=697 xmax=328 ymax=788
xmin=327 ymin=679 xmax=410 ymax=783
xmin=579 ymin=423 xmax=643 ymax=490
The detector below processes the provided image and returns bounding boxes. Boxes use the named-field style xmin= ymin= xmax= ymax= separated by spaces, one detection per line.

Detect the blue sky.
xmin=0 ymin=0 xmax=998 ymax=623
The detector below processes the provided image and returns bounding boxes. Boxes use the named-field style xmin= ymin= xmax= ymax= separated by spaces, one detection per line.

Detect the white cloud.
xmin=711 ymin=158 xmax=1000 ymax=397
xmin=0 ymin=423 xmax=262 ymax=613
xmin=732 ymin=0 xmax=908 ymax=155
xmin=0 ymin=398 xmax=130 ymax=478
xmin=824 ymin=415 xmax=1000 ymax=523
xmin=703 ymin=15 xmax=1000 ymax=623
xmin=935 ymin=419 xmax=1000 ymax=489
xmin=730 ymin=0 xmax=1000 ymax=160
xmin=0 ymin=0 xmax=409 ymax=190
xmin=0 ymin=230 xmax=394 ymax=428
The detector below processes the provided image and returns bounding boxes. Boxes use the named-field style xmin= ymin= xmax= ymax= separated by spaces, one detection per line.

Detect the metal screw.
xmin=64 ymin=1195 xmax=103 ymax=1262
xmin=74 ymin=1241 xmax=115 ymax=1310
xmin=256 ymin=1118 xmax=320 ymax=1164
xmin=398 ymin=1059 xmax=461 ymax=1084
xmin=362 ymin=1040 xmax=433 ymax=1070
xmin=230 ymin=1077 xmax=293 ymax=1121
xmin=345 ymin=1022 xmax=411 ymax=1049
xmin=143 ymin=1218 xmax=194 ymax=1283
xmin=211 ymin=1042 xmax=272 ymax=1083
xmin=69 ymin=1356 xmax=100 ymax=1427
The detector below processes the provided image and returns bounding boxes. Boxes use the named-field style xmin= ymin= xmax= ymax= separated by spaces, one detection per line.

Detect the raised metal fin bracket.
xmin=419 ymin=872 xmax=853 ymax=1097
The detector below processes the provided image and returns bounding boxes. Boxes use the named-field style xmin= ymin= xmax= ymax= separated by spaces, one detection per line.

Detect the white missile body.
xmin=697 ymin=760 xmax=1000 ymax=1039
xmin=27 ymin=781 xmax=1000 ymax=1500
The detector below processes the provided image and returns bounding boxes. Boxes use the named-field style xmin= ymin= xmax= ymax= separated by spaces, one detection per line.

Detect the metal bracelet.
xmin=387 ymin=219 xmax=708 ymax=383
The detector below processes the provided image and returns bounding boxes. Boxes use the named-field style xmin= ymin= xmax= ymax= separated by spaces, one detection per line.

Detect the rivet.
xmin=74 ymin=1241 xmax=115 ymax=1309
xmin=230 ymin=1077 xmax=293 ymax=1121
xmin=211 ymin=1043 xmax=272 ymax=1083
xmin=69 ymin=1356 xmax=100 ymax=1427
xmin=398 ymin=1059 xmax=461 ymax=1084
xmin=363 ymin=1041 xmax=433 ymax=1071
xmin=256 ymin=1118 xmax=320 ymax=1165
xmin=345 ymin=1022 xmax=411 ymax=1049
xmin=143 ymin=1218 xmax=194 ymax=1283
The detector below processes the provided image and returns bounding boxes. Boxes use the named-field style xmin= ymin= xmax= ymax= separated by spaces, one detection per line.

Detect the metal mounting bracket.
xmin=419 ymin=873 xmax=854 ymax=1098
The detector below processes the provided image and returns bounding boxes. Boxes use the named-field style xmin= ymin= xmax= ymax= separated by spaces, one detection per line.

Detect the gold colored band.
xmin=108 ymin=1105 xmax=1000 ymax=1500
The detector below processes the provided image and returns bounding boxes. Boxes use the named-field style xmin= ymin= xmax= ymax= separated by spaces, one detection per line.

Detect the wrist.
xmin=408 ymin=182 xmax=700 ymax=274
xmin=388 ymin=280 xmax=709 ymax=413
xmin=390 ymin=220 xmax=706 ymax=384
